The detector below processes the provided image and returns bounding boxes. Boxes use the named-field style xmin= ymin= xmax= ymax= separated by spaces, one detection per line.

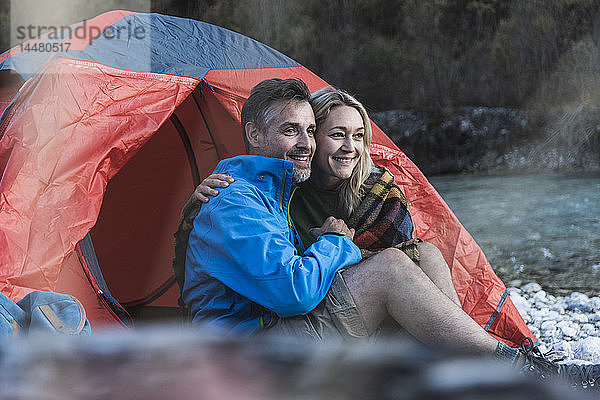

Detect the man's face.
xmin=256 ymin=100 xmax=316 ymax=183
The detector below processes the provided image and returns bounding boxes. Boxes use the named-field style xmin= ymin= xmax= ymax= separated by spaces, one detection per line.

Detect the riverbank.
xmin=372 ymin=106 xmax=600 ymax=175
xmin=509 ymin=282 xmax=600 ymax=363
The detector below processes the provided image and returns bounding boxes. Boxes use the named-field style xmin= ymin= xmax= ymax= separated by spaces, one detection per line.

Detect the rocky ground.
xmin=509 ymin=282 xmax=600 ymax=363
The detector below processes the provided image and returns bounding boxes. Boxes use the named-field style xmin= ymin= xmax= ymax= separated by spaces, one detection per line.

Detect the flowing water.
xmin=429 ymin=172 xmax=600 ymax=296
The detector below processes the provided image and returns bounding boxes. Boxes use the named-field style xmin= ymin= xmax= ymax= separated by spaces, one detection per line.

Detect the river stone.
xmin=538 ymin=307 xmax=551 ymax=323
xmin=508 ymin=287 xmax=522 ymax=295
xmin=572 ymin=337 xmax=600 ymax=363
xmin=541 ymin=320 xmax=557 ymax=332
xmin=552 ymin=340 xmax=573 ymax=360
xmin=529 ymin=310 xmax=545 ymax=327
xmin=572 ymin=313 xmax=589 ymax=324
xmin=590 ymin=297 xmax=600 ymax=312
xmin=567 ymin=292 xmax=592 ymax=312
xmin=533 ymin=290 xmax=548 ymax=306
xmin=556 ymin=320 xmax=573 ymax=330
xmin=543 ymin=311 xmax=561 ymax=323
xmin=550 ymin=303 xmax=566 ymax=314
xmin=509 ymin=293 xmax=531 ymax=315
xmin=556 ymin=321 xmax=578 ymax=338
xmin=581 ymin=323 xmax=597 ymax=334
xmin=550 ymin=330 xmax=564 ymax=341
xmin=560 ymin=326 xmax=577 ymax=337
xmin=522 ymin=283 xmax=542 ymax=294
xmin=509 ymin=282 xmax=600 ymax=367
xmin=588 ymin=313 xmax=600 ymax=323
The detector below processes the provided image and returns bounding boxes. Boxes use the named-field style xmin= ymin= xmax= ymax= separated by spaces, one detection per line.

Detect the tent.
xmin=0 ymin=10 xmax=534 ymax=345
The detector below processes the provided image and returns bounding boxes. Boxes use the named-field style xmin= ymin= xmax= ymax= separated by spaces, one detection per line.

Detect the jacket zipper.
xmin=287 ymin=186 xmax=298 ymax=229
xmin=279 ymin=170 xmax=287 ymax=211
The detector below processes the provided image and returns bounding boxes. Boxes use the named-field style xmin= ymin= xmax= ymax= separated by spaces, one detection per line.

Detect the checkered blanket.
xmin=348 ymin=166 xmax=420 ymax=262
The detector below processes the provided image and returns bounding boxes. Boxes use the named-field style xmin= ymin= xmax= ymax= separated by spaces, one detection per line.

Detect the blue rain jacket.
xmin=183 ymin=155 xmax=362 ymax=334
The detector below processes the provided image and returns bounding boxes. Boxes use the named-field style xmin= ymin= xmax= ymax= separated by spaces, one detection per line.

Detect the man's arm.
xmin=185 ymin=185 xmax=362 ymax=317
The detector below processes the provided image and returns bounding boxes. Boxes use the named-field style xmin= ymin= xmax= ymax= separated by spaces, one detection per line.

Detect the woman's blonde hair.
xmin=310 ymin=87 xmax=373 ymax=218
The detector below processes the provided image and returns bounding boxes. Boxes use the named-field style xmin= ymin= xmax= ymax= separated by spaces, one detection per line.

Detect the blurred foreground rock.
xmin=0 ymin=325 xmax=593 ymax=400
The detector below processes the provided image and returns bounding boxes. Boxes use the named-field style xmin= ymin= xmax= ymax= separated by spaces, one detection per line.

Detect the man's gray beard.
xmin=292 ymin=166 xmax=311 ymax=183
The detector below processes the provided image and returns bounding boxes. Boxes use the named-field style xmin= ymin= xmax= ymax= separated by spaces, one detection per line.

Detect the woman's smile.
xmin=331 ymin=155 xmax=358 ymax=166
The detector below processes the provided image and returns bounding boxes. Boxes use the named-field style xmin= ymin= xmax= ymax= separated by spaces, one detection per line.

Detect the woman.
xmin=192 ymin=87 xmax=460 ymax=306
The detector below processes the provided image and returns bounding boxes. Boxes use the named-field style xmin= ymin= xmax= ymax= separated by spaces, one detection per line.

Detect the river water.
xmin=429 ymin=172 xmax=600 ymax=296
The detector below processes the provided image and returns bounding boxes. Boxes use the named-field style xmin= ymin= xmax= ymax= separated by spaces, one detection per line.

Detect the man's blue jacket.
xmin=183 ymin=155 xmax=362 ymax=334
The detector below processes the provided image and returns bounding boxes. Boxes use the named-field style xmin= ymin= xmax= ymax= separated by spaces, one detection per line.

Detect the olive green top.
xmin=290 ymin=179 xmax=345 ymax=249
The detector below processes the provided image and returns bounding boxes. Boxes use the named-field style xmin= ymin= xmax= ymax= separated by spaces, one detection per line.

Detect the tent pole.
xmin=192 ymin=91 xmax=224 ymax=160
xmin=170 ymin=113 xmax=201 ymax=187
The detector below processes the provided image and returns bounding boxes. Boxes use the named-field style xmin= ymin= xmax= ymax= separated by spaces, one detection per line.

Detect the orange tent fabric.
xmin=0 ymin=11 xmax=533 ymax=345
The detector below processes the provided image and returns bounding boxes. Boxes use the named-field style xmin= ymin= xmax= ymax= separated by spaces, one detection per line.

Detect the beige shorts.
xmin=266 ymin=270 xmax=369 ymax=340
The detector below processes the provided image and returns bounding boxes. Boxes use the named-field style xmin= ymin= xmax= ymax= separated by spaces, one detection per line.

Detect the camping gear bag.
xmin=0 ymin=291 xmax=91 ymax=336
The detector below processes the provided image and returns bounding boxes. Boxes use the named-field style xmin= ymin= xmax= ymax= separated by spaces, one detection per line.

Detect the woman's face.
xmin=312 ymin=105 xmax=365 ymax=189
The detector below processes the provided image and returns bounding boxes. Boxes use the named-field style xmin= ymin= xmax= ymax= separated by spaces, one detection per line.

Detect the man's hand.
xmin=309 ymin=216 xmax=355 ymax=241
xmin=192 ymin=174 xmax=234 ymax=203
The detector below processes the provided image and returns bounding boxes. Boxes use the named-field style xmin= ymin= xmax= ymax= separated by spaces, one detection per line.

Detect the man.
xmin=182 ymin=78 xmax=599 ymax=385
xmin=183 ymin=78 xmax=361 ymax=335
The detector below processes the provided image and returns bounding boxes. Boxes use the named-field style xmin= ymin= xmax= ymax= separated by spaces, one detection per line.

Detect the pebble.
xmin=509 ymin=293 xmax=530 ymax=315
xmin=509 ymin=283 xmax=600 ymax=363
xmin=590 ymin=297 xmax=600 ymax=311
xmin=589 ymin=313 xmax=600 ymax=323
xmin=521 ymin=282 xmax=542 ymax=294
xmin=572 ymin=313 xmax=589 ymax=324
xmin=573 ymin=337 xmax=600 ymax=362
xmin=567 ymin=292 xmax=593 ymax=312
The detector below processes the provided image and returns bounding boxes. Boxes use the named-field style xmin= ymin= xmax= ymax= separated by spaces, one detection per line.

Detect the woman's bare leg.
xmin=341 ymin=248 xmax=498 ymax=355
xmin=416 ymin=241 xmax=461 ymax=306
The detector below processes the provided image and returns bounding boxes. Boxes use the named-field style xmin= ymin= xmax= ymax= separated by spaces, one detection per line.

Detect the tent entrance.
xmin=85 ymin=83 xmax=244 ymax=323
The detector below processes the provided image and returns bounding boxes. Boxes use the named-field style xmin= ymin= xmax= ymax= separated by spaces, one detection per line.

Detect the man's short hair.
xmin=241 ymin=78 xmax=311 ymax=152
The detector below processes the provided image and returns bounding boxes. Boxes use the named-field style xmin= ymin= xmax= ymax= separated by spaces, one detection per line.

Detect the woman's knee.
xmin=376 ymin=247 xmax=413 ymax=266
xmin=367 ymin=248 xmax=421 ymax=279
xmin=417 ymin=241 xmax=445 ymax=260
xmin=417 ymin=241 xmax=452 ymax=275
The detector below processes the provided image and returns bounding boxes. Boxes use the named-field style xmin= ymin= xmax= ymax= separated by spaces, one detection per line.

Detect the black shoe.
xmin=558 ymin=363 xmax=600 ymax=389
xmin=519 ymin=337 xmax=560 ymax=381
xmin=520 ymin=337 xmax=600 ymax=390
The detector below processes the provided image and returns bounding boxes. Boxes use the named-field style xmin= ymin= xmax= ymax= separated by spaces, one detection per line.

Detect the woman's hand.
xmin=193 ymin=174 xmax=234 ymax=203
xmin=309 ymin=216 xmax=355 ymax=241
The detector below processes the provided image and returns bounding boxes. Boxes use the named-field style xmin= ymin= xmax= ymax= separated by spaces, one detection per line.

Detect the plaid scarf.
xmin=348 ymin=166 xmax=420 ymax=262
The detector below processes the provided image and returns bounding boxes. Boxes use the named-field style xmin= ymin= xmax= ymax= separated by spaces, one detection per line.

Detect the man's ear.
xmin=245 ymin=122 xmax=262 ymax=149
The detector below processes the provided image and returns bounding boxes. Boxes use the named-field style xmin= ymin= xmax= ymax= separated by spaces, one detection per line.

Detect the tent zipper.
xmin=209 ymin=84 xmax=247 ymax=103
